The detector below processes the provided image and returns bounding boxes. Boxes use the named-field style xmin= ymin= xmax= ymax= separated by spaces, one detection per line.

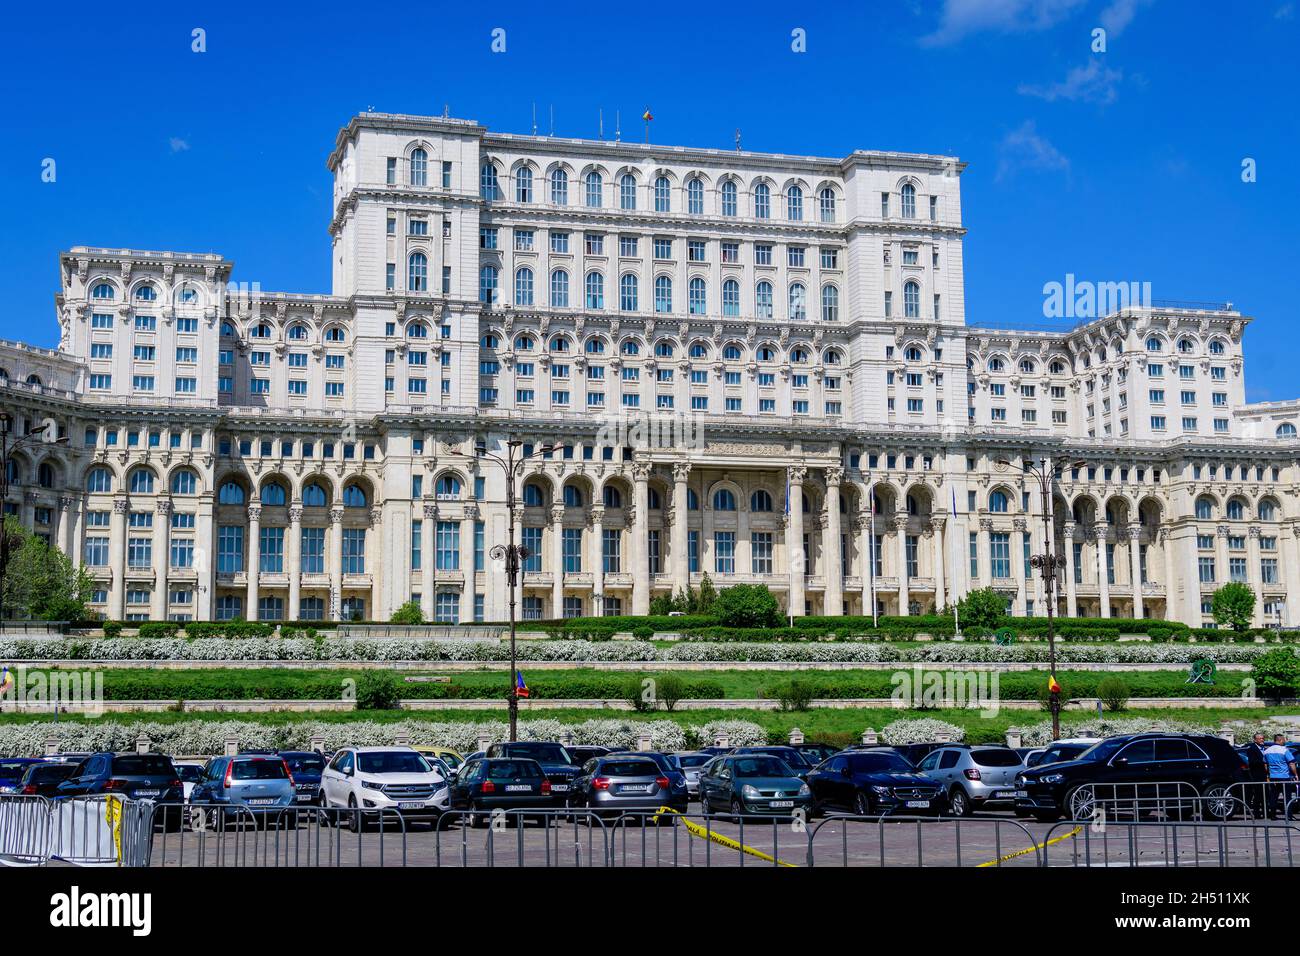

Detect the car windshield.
xmin=0 ymin=761 xmax=32 ymax=781
xmin=1041 ymin=745 xmax=1090 ymax=765
xmin=749 ymin=748 xmax=809 ymax=768
xmin=848 ymin=753 xmax=915 ymax=774
xmin=111 ymin=755 xmax=175 ymax=776
xmin=971 ymin=749 xmax=1021 ymax=767
xmin=175 ymin=765 xmax=204 ymax=782
xmin=282 ymin=755 xmax=325 ymax=774
xmin=358 ymin=751 xmax=434 ymax=775
xmin=29 ymin=765 xmax=75 ymax=783
xmin=503 ymin=744 xmax=570 ymax=764
xmin=602 ymin=761 xmax=659 ymax=777
xmin=734 ymin=757 xmax=792 ymax=778
xmin=1076 ymin=739 xmax=1126 ymax=762
xmin=486 ymin=761 xmax=542 ymax=780
xmin=676 ymin=754 xmax=712 ymax=768
xmin=231 ymin=759 xmax=288 ymax=780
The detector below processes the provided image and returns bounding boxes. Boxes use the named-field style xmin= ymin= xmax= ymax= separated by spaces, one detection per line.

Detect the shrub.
xmin=1212 ymin=583 xmax=1256 ymax=633
xmin=1251 ymin=647 xmax=1300 ymax=701
xmin=712 ymin=584 xmax=779 ymax=628
xmin=623 ymin=676 xmax=654 ymax=712
xmin=1096 ymin=675 xmax=1131 ymax=712
xmin=632 ymin=625 xmax=654 ymax=640
xmin=354 ymin=672 xmax=401 ymax=710
xmin=136 ymin=622 xmax=180 ymax=639
xmin=390 ymin=601 xmax=424 ymax=625
xmin=101 ymin=621 xmax=123 ymax=639
xmin=956 ymin=588 xmax=1009 ymax=629
xmin=767 ymin=678 xmax=816 ymax=712
xmin=655 ymin=673 xmax=686 ymax=712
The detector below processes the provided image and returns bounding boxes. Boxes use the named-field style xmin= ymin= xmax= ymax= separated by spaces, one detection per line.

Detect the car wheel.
xmin=1201 ymin=783 xmax=1236 ymax=821
xmin=853 ymin=791 xmax=873 ymax=817
xmin=346 ymin=794 xmax=360 ymax=831
xmin=1065 ymin=786 xmax=1096 ymax=822
xmin=469 ymin=802 xmax=488 ymax=829
xmin=948 ymin=787 xmax=971 ymax=817
xmin=730 ymin=798 xmax=745 ymax=820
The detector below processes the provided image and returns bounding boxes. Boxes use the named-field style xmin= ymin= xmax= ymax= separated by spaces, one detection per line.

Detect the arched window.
xmin=786 ymin=184 xmax=803 ymax=220
xmin=86 ymin=467 xmax=113 ymax=493
xmin=342 ymin=485 xmax=368 ymax=508
xmin=303 ymin=483 xmax=328 ymax=507
xmin=1259 ymin=499 xmax=1278 ymax=521
xmin=288 ymin=324 xmax=309 ymax=341
xmin=1146 ymin=337 xmax=1163 ymax=352
xmin=1019 ymin=358 xmax=1036 ymax=374
xmin=819 ymin=187 xmax=836 ymax=222
xmin=821 ymin=284 xmax=839 ymax=322
xmin=250 ymin=322 xmax=272 ymax=339
xmin=515 ymin=267 xmax=534 ymax=306
xmin=549 ymin=335 xmax=570 ymax=353
xmin=757 ymin=345 xmax=777 ymax=362
xmin=603 ymin=486 xmax=623 ymax=508
xmin=170 ymin=469 xmax=197 ymax=495
xmin=410 ymin=147 xmax=428 ymax=186
xmin=1276 ymin=423 xmax=1297 ymax=439
xmin=325 ymin=327 xmax=346 ymax=343
xmin=91 ymin=282 xmax=115 ymax=300
xmin=823 ymin=349 xmax=842 ymax=366
xmin=654 ymin=176 xmax=671 ymax=212
xmin=523 ymin=483 xmax=545 ymax=507
xmin=904 ymin=281 xmax=920 ymax=318
xmin=688 ymin=277 xmax=707 ymax=315
xmin=436 ymin=475 xmax=462 ymax=499
xmin=901 ymin=183 xmax=917 ymax=218
xmin=1226 ymin=498 xmax=1246 ymax=520
xmin=480 ymin=163 xmax=500 ymax=200
xmin=689 ymin=341 xmax=709 ymax=359
xmin=750 ymin=490 xmax=773 ymax=512
xmin=713 ymin=489 xmax=736 ymax=511
xmin=585 ymin=338 xmax=606 ymax=355
xmin=129 ymin=469 xmax=155 ymax=494
xmin=1195 ymin=496 xmax=1214 ymax=520
xmin=37 ymin=462 xmax=54 ymax=488
xmin=723 ymin=344 xmax=742 ymax=361
xmin=619 ymin=273 xmax=638 ymax=312
xmin=655 ymin=341 xmax=675 ymax=359
xmin=1209 ymin=339 xmax=1226 ymax=355
xmin=1050 ymin=359 xmax=1066 ymax=374
xmin=408 ymin=252 xmax=428 ymax=293
xmin=585 ymin=272 xmax=604 ymax=310
xmin=406 ymin=322 xmax=429 ymax=339
xmin=218 ymin=481 xmax=245 ymax=505
xmin=654 ymin=275 xmax=672 ymax=314
xmin=791 ymin=347 xmax=809 ymax=364
xmin=755 ymin=281 xmax=773 ymax=319
xmin=550 ymin=269 xmax=570 ymax=308
xmin=989 ymin=490 xmax=1009 ymax=513
xmin=134 ymin=284 xmax=157 ymax=301
xmin=621 ymin=340 xmax=641 ymax=357
xmin=788 ymin=283 xmax=806 ymax=321
xmin=722 ymin=279 xmax=740 ymax=317
xmin=584 ymin=171 xmax=603 ymax=207
xmin=563 ymin=485 xmax=583 ymax=507
xmin=479 ymin=265 xmax=498 ymax=304
xmin=1178 ymin=338 xmax=1195 ymax=354
xmin=260 ymin=482 xmax=287 ymax=506
xmin=753 ymin=182 xmax=770 ymax=218
xmin=687 ymin=178 xmax=704 ymax=214
xmin=988 ymin=357 xmax=1005 ymax=372
xmin=549 ymin=168 xmax=568 ymax=205
xmin=721 ymin=180 xmax=738 ymax=216
xmin=481 ymin=332 xmax=500 ymax=349
xmin=905 ymin=345 xmax=924 ymax=362
xmin=515 ymin=165 xmax=533 ymax=203
xmin=619 ymin=173 xmax=637 ymax=210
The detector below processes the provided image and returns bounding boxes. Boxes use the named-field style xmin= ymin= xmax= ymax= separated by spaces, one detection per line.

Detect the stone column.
xmin=931 ymin=515 xmax=947 ymax=613
xmin=1128 ymin=524 xmax=1144 ymax=621
xmin=329 ymin=505 xmax=345 ymax=621
xmin=108 ymin=496 xmax=127 ymax=619
xmin=1246 ymin=526 xmax=1263 ymax=627
xmin=152 ymin=498 xmax=171 ymax=621
xmin=631 ymin=462 xmax=651 ymax=615
xmin=287 ymin=503 xmax=303 ymax=620
xmin=461 ymin=503 xmax=478 ymax=623
xmin=246 ymin=503 xmax=262 ymax=621
xmin=550 ymin=502 xmax=565 ymax=618
xmin=1285 ymin=524 xmax=1300 ymax=627
xmin=590 ymin=505 xmax=605 ymax=616
xmin=672 ymin=462 xmax=690 ymax=597
xmin=421 ymin=503 xmax=437 ymax=621
xmin=1095 ymin=524 xmax=1111 ymax=618
xmin=55 ymin=495 xmax=73 ymax=556
xmin=786 ymin=466 xmax=806 ymax=617
xmin=1012 ymin=517 xmax=1028 ymax=616
xmin=1062 ymin=520 xmax=1078 ymax=617
xmin=895 ymin=513 xmax=910 ymax=615
xmin=823 ymin=467 xmax=843 ymax=617
xmin=858 ymin=513 xmax=873 ymax=616
xmin=977 ymin=517 xmax=992 ymax=588
xmin=1215 ymin=524 xmax=1230 ymax=598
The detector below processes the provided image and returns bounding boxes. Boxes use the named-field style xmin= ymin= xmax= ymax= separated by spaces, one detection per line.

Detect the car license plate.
xmin=398 ymin=802 xmax=425 ymax=810
xmin=505 ymin=785 xmax=532 ymax=792
xmin=993 ymin=789 xmax=1025 ymax=799
xmin=905 ymin=800 xmax=930 ymax=808
xmin=621 ymin=784 xmax=651 ymax=792
xmin=135 ymin=789 xmax=160 ymax=797
xmin=770 ymin=800 xmax=794 ymax=808
xmin=550 ymin=784 xmax=569 ymax=792
xmin=296 ymin=793 xmax=312 ymax=801
xmin=247 ymin=798 xmax=274 ymax=805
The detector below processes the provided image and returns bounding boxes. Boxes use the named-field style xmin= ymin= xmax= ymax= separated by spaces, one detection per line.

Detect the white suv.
xmin=320 ymin=746 xmax=450 ymax=825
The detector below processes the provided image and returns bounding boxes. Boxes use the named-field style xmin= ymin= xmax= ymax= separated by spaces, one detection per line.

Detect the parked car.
xmin=485 ymin=742 xmax=581 ymax=803
xmin=16 ymin=761 xmax=78 ymax=796
xmin=698 ymin=753 xmax=812 ymax=817
xmin=1027 ymin=738 xmax=1103 ymax=769
xmin=279 ymin=751 xmax=327 ymax=805
xmin=412 ymin=746 xmax=465 ymax=775
xmin=573 ymin=755 xmax=687 ymax=817
xmin=672 ymin=752 xmax=715 ymax=797
xmin=319 ymin=747 xmax=449 ymax=826
xmin=189 ymin=754 xmax=297 ymax=828
xmin=565 ymin=745 xmax=612 ymax=767
xmin=807 ymin=748 xmax=946 ymax=816
xmin=174 ymin=762 xmax=205 ymax=802
xmin=696 ymin=746 xmax=735 ymax=757
xmin=1016 ymin=733 xmax=1248 ymax=822
xmin=731 ymin=746 xmax=815 ymax=781
xmin=914 ymin=745 xmax=1025 ymax=816
xmin=606 ymin=751 xmax=689 ymax=803
xmin=0 ymin=758 xmax=45 ymax=794
xmin=794 ymin=743 xmax=841 ymax=766
xmin=448 ymin=757 xmax=556 ymax=824
xmin=55 ymin=752 xmax=185 ymax=829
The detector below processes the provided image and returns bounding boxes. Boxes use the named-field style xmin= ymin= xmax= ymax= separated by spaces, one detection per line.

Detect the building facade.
xmin=2 ymin=111 xmax=1298 ymax=627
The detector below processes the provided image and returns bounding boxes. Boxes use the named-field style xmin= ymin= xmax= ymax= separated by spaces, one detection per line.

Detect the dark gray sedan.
xmin=698 ymin=754 xmax=812 ymax=817
xmin=572 ymin=756 xmax=687 ymax=817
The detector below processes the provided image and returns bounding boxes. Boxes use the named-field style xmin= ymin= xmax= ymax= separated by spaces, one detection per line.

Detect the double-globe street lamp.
xmin=0 ymin=412 xmax=69 ymax=621
xmin=442 ymin=437 xmax=565 ymax=742
xmin=998 ymin=454 xmax=1086 ymax=741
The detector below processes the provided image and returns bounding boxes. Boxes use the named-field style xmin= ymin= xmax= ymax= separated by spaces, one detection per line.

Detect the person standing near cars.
xmin=1246 ymin=732 xmax=1270 ymax=816
xmin=1263 ymin=734 xmax=1298 ymax=819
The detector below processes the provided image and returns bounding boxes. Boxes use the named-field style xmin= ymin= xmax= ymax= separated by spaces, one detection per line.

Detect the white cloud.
xmin=169 ymin=137 xmax=190 ymax=153
xmin=997 ymin=121 xmax=1070 ymax=181
xmin=921 ymin=0 xmax=1087 ymax=46
xmin=1099 ymin=0 xmax=1155 ymax=36
xmin=1018 ymin=60 xmax=1124 ymax=104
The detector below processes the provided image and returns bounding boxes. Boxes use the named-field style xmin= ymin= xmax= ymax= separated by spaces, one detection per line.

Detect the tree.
xmin=712 ymin=583 xmax=779 ymax=628
xmin=1211 ymin=582 xmax=1255 ymax=632
xmin=390 ymin=600 xmax=424 ymax=625
xmin=1 ymin=517 xmax=94 ymax=621
xmin=697 ymin=574 xmax=718 ymax=613
xmin=955 ymin=587 xmax=1009 ymax=630
xmin=1251 ymin=647 xmax=1300 ymax=701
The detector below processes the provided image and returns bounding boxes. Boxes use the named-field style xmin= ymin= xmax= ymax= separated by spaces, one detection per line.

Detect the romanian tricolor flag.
xmin=0 ymin=666 xmax=12 ymax=695
xmin=642 ymin=108 xmax=654 ymax=122
xmin=1047 ymin=673 xmax=1062 ymax=694
xmin=515 ymin=670 xmax=530 ymax=699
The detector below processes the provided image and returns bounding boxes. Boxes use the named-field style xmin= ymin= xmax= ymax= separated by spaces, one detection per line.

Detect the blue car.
xmin=486 ymin=742 xmax=581 ymax=804
xmin=54 ymin=752 xmax=185 ymax=829
xmin=0 ymin=758 xmax=45 ymax=795
xmin=189 ymin=755 xmax=297 ymax=828
xmin=806 ymin=748 xmax=947 ymax=816
xmin=279 ymin=751 xmax=327 ymax=805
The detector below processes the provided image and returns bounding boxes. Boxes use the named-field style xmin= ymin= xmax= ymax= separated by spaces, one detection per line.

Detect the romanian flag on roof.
xmin=515 ymin=670 xmax=530 ymax=699
xmin=642 ymin=108 xmax=653 ymax=122
xmin=1048 ymin=673 xmax=1062 ymax=694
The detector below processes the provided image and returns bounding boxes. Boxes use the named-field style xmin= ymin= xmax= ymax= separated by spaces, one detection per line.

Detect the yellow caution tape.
xmin=977 ymin=824 xmax=1081 ymax=867
xmin=103 ymin=795 xmax=124 ymax=865
xmin=651 ymin=806 xmax=800 ymax=867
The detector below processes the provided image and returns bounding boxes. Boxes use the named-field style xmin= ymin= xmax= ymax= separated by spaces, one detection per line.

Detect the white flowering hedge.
xmin=880 ymin=718 xmax=966 ymax=744
xmin=1007 ymin=717 xmax=1221 ymax=747
xmin=0 ymin=716 xmax=776 ymax=757
xmin=660 ymin=642 xmax=1275 ymax=665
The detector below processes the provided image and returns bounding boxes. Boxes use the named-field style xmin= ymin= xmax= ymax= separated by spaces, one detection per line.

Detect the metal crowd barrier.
xmin=1067 ymin=781 xmax=1242 ymax=823
xmin=1042 ymin=818 xmax=1300 ymax=867
xmin=1225 ymin=781 xmax=1300 ymax=821
xmin=806 ymin=813 xmax=1044 ymax=867
xmin=0 ymin=794 xmax=150 ymax=866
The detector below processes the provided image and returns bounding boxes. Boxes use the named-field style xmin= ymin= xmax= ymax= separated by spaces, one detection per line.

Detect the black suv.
xmin=486 ymin=742 xmax=580 ymax=804
xmin=1015 ymin=733 xmax=1247 ymax=822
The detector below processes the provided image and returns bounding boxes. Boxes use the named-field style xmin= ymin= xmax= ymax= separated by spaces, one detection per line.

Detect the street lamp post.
xmin=443 ymin=437 xmax=561 ymax=742
xmin=1003 ymin=453 xmax=1086 ymax=741
xmin=0 ymin=413 xmax=69 ymax=622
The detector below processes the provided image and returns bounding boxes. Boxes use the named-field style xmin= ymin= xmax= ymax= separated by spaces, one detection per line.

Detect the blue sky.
xmin=2 ymin=0 xmax=1296 ymax=400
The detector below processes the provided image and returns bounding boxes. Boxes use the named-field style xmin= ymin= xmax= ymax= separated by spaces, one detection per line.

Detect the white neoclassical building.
xmin=2 ymin=111 xmax=1298 ymax=627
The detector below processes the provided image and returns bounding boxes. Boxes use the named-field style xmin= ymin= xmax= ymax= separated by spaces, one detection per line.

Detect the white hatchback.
xmin=319 ymin=746 xmax=450 ymax=825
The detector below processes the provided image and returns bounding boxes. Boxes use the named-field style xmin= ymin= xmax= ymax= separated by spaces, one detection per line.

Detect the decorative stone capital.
xmin=288 ymin=505 xmax=304 ymax=523
xmin=672 ymin=461 xmax=692 ymax=483
xmin=155 ymin=498 xmax=173 ymax=515
xmin=246 ymin=504 xmax=262 ymax=523
xmin=787 ymin=465 xmax=807 ymax=485
xmin=329 ymin=505 xmax=346 ymax=525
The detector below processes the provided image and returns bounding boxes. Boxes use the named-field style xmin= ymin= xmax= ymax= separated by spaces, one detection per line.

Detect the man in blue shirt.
xmin=1263 ymin=734 xmax=1297 ymax=819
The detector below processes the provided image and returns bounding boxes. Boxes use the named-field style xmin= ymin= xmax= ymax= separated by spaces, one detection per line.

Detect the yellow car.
xmin=412 ymin=746 xmax=465 ymax=773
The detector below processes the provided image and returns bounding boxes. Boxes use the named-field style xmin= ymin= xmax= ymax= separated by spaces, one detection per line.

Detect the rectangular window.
xmin=562 ymin=527 xmax=583 ymax=573
xmin=300 ymin=527 xmax=325 ymax=574
xmin=989 ymin=532 xmax=1011 ymax=579
xmin=342 ymin=528 xmax=366 ymax=574
xmin=258 ymin=526 xmax=284 ymax=573
xmin=751 ymin=532 xmax=773 ymax=574
xmin=602 ymin=528 xmax=621 ymax=573
xmin=411 ymin=520 xmax=422 ymax=571
xmin=648 ymin=530 xmax=661 ymax=575
xmin=170 ymin=538 xmax=194 ymax=569
xmin=217 ymin=526 xmax=243 ymax=574
xmin=522 ymin=527 xmax=543 ymax=572
xmin=435 ymin=521 xmax=460 ymax=571
xmin=714 ymin=531 xmax=735 ymax=574
xmin=84 ymin=536 xmax=109 ymax=567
